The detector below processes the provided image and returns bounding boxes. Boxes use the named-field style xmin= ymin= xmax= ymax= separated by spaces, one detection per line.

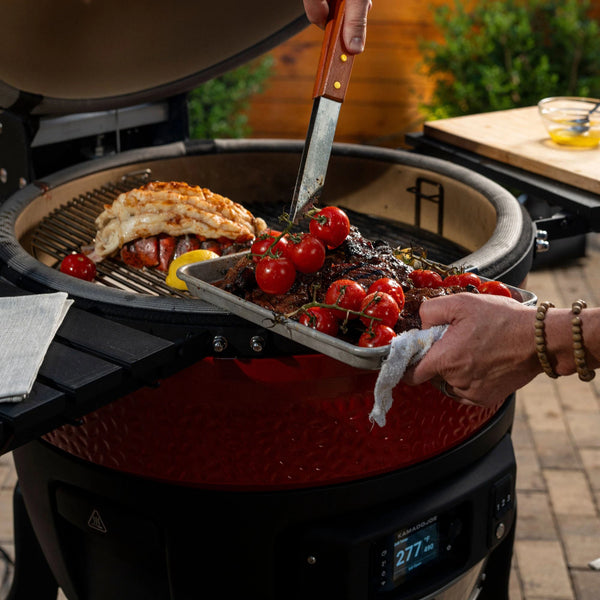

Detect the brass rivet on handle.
xmin=334 ymin=81 xmax=341 ymax=89
xmin=340 ymin=54 xmax=348 ymax=62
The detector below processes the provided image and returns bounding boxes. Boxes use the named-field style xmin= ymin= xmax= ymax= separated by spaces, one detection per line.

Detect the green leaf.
xmin=187 ymin=55 xmax=274 ymax=139
xmin=419 ymin=0 xmax=600 ymax=120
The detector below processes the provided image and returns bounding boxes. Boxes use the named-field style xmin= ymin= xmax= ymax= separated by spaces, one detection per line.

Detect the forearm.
xmin=403 ymin=294 xmax=599 ymax=408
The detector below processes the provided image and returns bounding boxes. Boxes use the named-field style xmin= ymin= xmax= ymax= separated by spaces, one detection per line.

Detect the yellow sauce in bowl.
xmin=548 ymin=128 xmax=600 ymax=148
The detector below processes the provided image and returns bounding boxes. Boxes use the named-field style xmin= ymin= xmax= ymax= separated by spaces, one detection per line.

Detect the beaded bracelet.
xmin=535 ymin=301 xmax=559 ymax=378
xmin=571 ymin=299 xmax=596 ymax=382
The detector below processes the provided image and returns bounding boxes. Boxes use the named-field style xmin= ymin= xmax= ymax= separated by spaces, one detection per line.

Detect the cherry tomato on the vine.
xmin=358 ymin=324 xmax=396 ymax=348
xmin=250 ymin=233 xmax=291 ymax=263
xmin=477 ymin=280 xmax=512 ymax=298
xmin=309 ymin=206 xmax=350 ymax=249
xmin=59 ymin=253 xmax=96 ymax=281
xmin=409 ymin=269 xmax=443 ymax=288
xmin=325 ymin=278 xmax=367 ymax=320
xmin=287 ymin=233 xmax=326 ymax=274
xmin=443 ymin=272 xmax=482 ymax=288
xmin=367 ymin=277 xmax=405 ymax=312
xmin=359 ymin=291 xmax=400 ymax=329
xmin=298 ymin=307 xmax=339 ymax=337
xmin=255 ymin=256 xmax=296 ymax=295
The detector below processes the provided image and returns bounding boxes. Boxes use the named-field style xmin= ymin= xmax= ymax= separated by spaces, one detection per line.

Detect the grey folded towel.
xmin=0 ymin=292 xmax=73 ymax=403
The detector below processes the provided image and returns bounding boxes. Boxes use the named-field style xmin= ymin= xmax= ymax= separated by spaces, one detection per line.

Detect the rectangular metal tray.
xmin=179 ymin=254 xmax=537 ymax=370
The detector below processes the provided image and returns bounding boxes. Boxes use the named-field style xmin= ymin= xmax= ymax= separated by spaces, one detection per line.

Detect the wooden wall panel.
xmin=245 ymin=0 xmax=600 ymax=148
xmin=246 ymin=0 xmax=447 ymax=147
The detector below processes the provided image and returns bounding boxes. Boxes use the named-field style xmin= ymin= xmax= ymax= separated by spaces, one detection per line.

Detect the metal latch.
xmin=534 ymin=212 xmax=590 ymax=241
xmin=535 ymin=229 xmax=550 ymax=253
xmin=0 ymin=110 xmax=34 ymax=201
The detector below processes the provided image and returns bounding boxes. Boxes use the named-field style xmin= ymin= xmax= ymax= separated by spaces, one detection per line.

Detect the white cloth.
xmin=0 ymin=292 xmax=73 ymax=403
xmin=370 ymin=325 xmax=448 ymax=427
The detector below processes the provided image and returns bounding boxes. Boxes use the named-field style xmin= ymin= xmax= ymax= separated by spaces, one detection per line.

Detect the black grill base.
xmin=11 ymin=398 xmax=516 ymax=600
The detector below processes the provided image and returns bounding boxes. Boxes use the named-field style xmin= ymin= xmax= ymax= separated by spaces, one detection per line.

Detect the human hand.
xmin=302 ymin=0 xmax=372 ymax=53
xmin=402 ymin=293 xmax=542 ymax=408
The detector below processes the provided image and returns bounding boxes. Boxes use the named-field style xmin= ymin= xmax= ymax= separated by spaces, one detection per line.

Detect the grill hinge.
xmin=0 ymin=110 xmax=35 ymax=202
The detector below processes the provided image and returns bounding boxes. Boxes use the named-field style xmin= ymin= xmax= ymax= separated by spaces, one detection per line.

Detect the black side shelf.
xmin=0 ymin=280 xmax=200 ymax=455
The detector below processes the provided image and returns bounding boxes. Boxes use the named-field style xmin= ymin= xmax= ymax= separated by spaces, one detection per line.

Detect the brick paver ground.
xmin=510 ymin=232 xmax=600 ymax=600
xmin=0 ymin=235 xmax=599 ymax=600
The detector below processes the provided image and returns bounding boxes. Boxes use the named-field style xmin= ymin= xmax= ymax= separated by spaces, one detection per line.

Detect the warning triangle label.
xmin=87 ymin=509 xmax=107 ymax=534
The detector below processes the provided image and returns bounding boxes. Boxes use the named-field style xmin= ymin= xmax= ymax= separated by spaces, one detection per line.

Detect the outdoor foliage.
xmin=420 ymin=0 xmax=600 ymax=119
xmin=187 ymin=56 xmax=274 ymax=139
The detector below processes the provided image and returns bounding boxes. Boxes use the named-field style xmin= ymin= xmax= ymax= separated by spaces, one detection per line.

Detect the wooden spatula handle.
xmin=312 ymin=0 xmax=355 ymax=102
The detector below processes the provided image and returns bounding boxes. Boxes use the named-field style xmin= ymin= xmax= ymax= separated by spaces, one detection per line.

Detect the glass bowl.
xmin=538 ymin=96 xmax=600 ymax=148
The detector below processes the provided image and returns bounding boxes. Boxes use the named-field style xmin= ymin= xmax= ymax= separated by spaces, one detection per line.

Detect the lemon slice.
xmin=166 ymin=249 xmax=220 ymax=290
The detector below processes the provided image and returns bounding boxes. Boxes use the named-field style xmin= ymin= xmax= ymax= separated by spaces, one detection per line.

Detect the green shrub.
xmin=187 ymin=55 xmax=274 ymax=139
xmin=419 ymin=0 xmax=600 ymax=119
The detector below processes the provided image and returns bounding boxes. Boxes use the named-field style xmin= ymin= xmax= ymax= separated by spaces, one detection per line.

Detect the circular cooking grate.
xmin=29 ymin=175 xmax=470 ymax=298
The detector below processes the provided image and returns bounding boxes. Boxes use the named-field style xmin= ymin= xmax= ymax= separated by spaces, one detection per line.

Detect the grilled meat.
xmin=217 ymin=226 xmax=476 ymax=333
xmin=119 ymin=236 xmax=161 ymax=269
xmin=395 ymin=286 xmax=473 ymax=331
xmin=90 ymin=181 xmax=267 ymax=262
xmin=218 ymin=227 xmax=411 ymax=300
xmin=118 ymin=233 xmax=249 ymax=272
xmin=218 ymin=226 xmax=407 ymax=309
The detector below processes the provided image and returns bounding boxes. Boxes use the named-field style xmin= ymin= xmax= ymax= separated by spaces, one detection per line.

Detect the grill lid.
xmin=0 ymin=0 xmax=306 ymax=115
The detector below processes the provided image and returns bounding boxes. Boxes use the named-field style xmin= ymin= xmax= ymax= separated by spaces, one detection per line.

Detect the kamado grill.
xmin=0 ymin=1 xmax=541 ymax=599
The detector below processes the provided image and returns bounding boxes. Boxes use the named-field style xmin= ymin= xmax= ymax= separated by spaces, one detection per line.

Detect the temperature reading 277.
xmin=396 ymin=535 xmax=434 ymax=568
xmin=392 ymin=521 xmax=440 ymax=580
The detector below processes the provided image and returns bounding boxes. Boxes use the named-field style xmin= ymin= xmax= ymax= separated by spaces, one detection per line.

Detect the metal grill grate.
xmin=30 ymin=170 xmax=470 ymax=298
xmin=31 ymin=170 xmax=187 ymax=298
xmin=252 ymin=202 xmax=469 ymax=264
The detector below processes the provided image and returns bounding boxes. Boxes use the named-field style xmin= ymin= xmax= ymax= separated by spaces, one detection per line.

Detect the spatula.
xmin=288 ymin=0 xmax=355 ymax=223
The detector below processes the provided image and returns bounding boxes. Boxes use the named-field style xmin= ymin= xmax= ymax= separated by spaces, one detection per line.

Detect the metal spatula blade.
xmin=288 ymin=0 xmax=355 ymax=223
xmin=289 ymin=97 xmax=341 ymax=221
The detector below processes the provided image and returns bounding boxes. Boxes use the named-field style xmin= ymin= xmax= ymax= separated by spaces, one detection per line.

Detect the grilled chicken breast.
xmin=91 ymin=181 xmax=267 ymax=261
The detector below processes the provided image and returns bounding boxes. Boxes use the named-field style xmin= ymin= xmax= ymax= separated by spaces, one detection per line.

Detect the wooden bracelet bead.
xmin=571 ymin=299 xmax=595 ymax=382
xmin=535 ymin=301 xmax=558 ymax=379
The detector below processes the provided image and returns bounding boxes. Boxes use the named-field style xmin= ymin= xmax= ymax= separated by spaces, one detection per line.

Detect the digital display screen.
xmin=392 ymin=517 xmax=440 ymax=581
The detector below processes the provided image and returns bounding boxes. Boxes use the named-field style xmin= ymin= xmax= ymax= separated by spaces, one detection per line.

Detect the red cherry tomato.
xmin=255 ymin=256 xmax=296 ymax=295
xmin=358 ymin=324 xmax=396 ymax=348
xmin=443 ymin=272 xmax=482 ymax=288
xmin=359 ymin=291 xmax=400 ymax=329
xmin=59 ymin=253 xmax=96 ymax=281
xmin=250 ymin=233 xmax=291 ymax=263
xmin=309 ymin=206 xmax=350 ymax=249
xmin=325 ymin=279 xmax=367 ymax=320
xmin=299 ymin=307 xmax=339 ymax=337
xmin=367 ymin=277 xmax=405 ymax=312
xmin=288 ymin=233 xmax=326 ymax=274
xmin=409 ymin=269 xmax=443 ymax=288
xmin=457 ymin=272 xmax=482 ymax=288
xmin=477 ymin=280 xmax=512 ymax=298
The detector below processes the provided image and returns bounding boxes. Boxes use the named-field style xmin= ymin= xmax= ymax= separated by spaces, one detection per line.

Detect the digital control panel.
xmin=392 ymin=519 xmax=439 ymax=580
xmin=278 ymin=436 xmax=518 ymax=600
xmin=372 ymin=509 xmax=467 ymax=592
